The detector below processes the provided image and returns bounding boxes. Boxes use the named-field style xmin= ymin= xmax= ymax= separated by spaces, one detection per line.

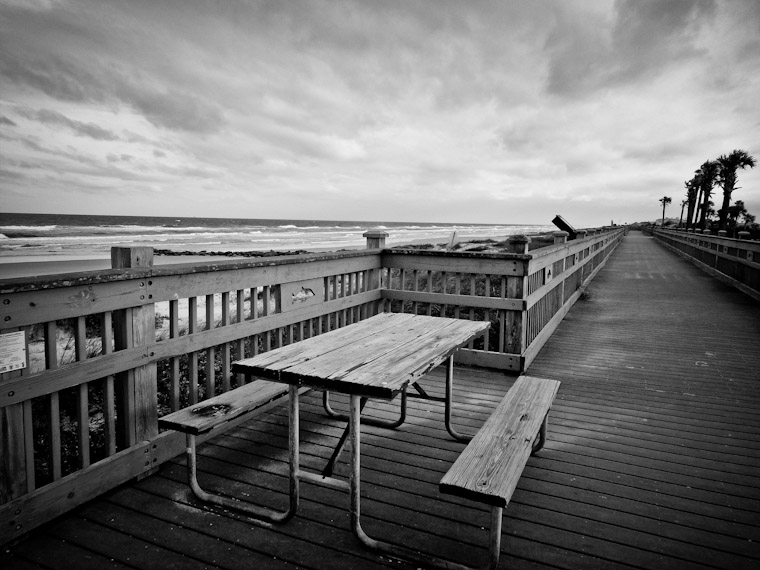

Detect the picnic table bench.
xmin=158 ymin=313 xmax=561 ymax=570
xmin=158 ymin=379 xmax=299 ymax=522
xmin=355 ymin=373 xmax=560 ymax=570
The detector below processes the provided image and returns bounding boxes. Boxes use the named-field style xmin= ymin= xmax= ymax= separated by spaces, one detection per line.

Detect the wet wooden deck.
xmin=3 ymin=231 xmax=760 ymax=569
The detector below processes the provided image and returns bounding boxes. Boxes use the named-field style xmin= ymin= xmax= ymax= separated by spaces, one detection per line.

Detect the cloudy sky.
xmin=1 ymin=0 xmax=759 ymax=226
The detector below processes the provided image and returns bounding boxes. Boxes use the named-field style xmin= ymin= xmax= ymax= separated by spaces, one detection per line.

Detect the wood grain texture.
xmin=439 ymin=375 xmax=560 ymax=507
xmin=232 ymin=313 xmax=490 ymax=398
xmin=158 ymin=380 xmax=289 ymax=435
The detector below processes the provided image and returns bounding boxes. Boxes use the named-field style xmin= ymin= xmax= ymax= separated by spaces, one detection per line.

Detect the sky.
xmin=1 ymin=0 xmax=759 ymax=227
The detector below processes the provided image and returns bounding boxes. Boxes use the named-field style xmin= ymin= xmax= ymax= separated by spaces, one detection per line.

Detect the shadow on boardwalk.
xmin=3 ymin=231 xmax=759 ymax=570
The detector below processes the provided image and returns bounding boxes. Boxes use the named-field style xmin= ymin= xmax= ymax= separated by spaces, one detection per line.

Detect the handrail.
xmin=652 ymin=228 xmax=760 ymax=302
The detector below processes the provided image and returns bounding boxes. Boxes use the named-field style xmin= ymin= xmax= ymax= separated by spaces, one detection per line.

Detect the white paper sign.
xmin=0 ymin=331 xmax=27 ymax=374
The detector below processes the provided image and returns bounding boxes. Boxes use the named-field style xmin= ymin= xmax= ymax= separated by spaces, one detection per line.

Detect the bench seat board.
xmin=439 ymin=375 xmax=560 ymax=508
xmin=157 ymin=380 xmax=289 ymax=435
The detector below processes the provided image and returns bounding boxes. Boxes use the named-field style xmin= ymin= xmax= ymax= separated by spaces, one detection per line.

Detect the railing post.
xmin=364 ymin=230 xmax=388 ymax=313
xmin=0 ymin=357 xmax=28 ymax=504
xmin=552 ymin=231 xmax=569 ymax=245
xmin=363 ymin=230 xmax=388 ymax=250
xmin=506 ymin=234 xmax=530 ymax=255
xmin=111 ymin=247 xmax=158 ymax=452
xmin=505 ymin=236 xmax=530 ymax=370
xmin=738 ymin=231 xmax=750 ymax=240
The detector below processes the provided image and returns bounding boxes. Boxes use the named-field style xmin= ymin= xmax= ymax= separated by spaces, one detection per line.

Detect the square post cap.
xmin=507 ymin=234 xmax=531 ymax=254
xmin=363 ymin=229 xmax=389 ymax=249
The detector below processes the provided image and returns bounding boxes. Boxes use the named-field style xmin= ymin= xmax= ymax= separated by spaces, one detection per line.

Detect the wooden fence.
xmin=0 ymin=226 xmax=624 ymax=545
xmin=653 ymin=228 xmax=760 ymax=302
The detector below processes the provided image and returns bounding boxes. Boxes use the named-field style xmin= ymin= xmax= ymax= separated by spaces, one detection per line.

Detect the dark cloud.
xmin=15 ymin=107 xmax=120 ymax=140
xmin=545 ymin=0 xmax=716 ymax=96
xmin=0 ymin=50 xmax=107 ymax=103
xmin=106 ymin=153 xmax=134 ymax=163
xmin=622 ymin=142 xmax=695 ymax=163
xmin=610 ymin=0 xmax=716 ymax=78
xmin=0 ymin=4 xmax=225 ymax=134
xmin=118 ymin=84 xmax=225 ymax=134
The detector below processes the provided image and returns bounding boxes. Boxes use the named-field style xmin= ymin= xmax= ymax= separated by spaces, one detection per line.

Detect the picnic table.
xmin=161 ymin=312 xmax=559 ymax=570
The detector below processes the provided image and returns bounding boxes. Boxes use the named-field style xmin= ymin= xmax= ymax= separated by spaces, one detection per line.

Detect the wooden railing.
xmin=0 ymin=226 xmax=624 ymax=545
xmin=381 ymin=227 xmax=625 ymax=371
xmin=0 ymin=247 xmax=384 ymax=545
xmin=653 ymin=228 xmax=760 ymax=302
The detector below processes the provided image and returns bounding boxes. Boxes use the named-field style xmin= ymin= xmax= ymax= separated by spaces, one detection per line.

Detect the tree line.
xmin=659 ymin=149 xmax=756 ymax=235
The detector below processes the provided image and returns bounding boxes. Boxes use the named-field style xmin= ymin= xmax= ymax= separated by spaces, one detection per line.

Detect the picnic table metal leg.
xmin=531 ymin=413 xmax=549 ymax=454
xmin=444 ymin=356 xmax=474 ymax=442
xmin=323 ymin=389 xmax=407 ymax=428
xmin=350 ymin=395 xmax=503 ymax=570
xmin=184 ymin=385 xmax=300 ymax=523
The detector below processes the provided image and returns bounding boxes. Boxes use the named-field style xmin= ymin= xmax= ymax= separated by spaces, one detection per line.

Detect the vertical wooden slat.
xmin=262 ymin=286 xmax=271 ymax=352
xmin=188 ymin=297 xmax=198 ymax=405
xmin=205 ymin=294 xmax=215 ymax=399
xmin=22 ymin=399 xmax=34 ymax=491
xmin=169 ymin=300 xmax=180 ymax=411
xmin=467 ymin=275 xmax=476 ymax=347
xmin=221 ymin=292 xmax=231 ymax=393
xmin=454 ymin=274 xmax=461 ymax=319
xmin=48 ymin=392 xmax=61 ymax=481
xmin=75 ymin=316 xmax=90 ymax=469
xmin=100 ymin=312 xmax=117 ymax=455
xmin=42 ymin=321 xmax=62 ymax=480
xmin=21 ymin=325 xmax=34 ymax=490
xmin=440 ymin=271 xmax=448 ymax=317
xmin=483 ymin=275 xmax=491 ymax=351
xmin=499 ymin=278 xmax=507 ymax=352
xmin=104 ymin=375 xmax=116 ymax=456
xmin=249 ymin=287 xmax=257 ymax=320
xmin=236 ymin=290 xmax=245 ymax=386
xmin=426 ymin=271 xmax=433 ymax=316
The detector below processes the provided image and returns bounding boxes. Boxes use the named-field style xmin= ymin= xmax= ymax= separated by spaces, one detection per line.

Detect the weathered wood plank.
xmin=439 ymin=376 xmax=560 ymax=507
xmin=157 ymin=379 xmax=289 ymax=435
xmin=233 ymin=314 xmax=489 ymax=398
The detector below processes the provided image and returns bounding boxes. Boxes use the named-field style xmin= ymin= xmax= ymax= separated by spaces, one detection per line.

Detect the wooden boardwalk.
xmin=3 ymin=231 xmax=759 ymax=570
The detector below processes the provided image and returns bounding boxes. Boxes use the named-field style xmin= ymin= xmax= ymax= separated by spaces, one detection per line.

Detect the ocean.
xmin=0 ymin=213 xmax=553 ymax=261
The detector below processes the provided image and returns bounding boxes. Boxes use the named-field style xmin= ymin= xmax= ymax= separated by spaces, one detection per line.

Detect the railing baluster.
xmin=188 ymin=297 xmax=199 ymax=405
xmin=221 ymin=291 xmax=231 ymax=393
xmin=205 ymin=294 xmax=215 ymax=399
xmin=74 ymin=316 xmax=90 ymax=469
xmin=169 ymin=300 xmax=180 ymax=411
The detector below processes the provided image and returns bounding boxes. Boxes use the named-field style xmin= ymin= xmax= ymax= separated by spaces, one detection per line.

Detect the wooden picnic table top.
xmin=231 ymin=313 xmax=490 ymax=399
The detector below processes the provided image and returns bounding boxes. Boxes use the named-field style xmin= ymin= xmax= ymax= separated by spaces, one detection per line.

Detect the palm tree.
xmin=684 ymin=174 xmax=699 ymax=229
xmin=679 ymin=199 xmax=688 ymax=227
xmin=716 ymin=149 xmax=756 ymax=231
xmin=727 ymin=200 xmax=747 ymax=228
xmin=697 ymin=160 xmax=718 ymax=230
xmin=659 ymin=196 xmax=672 ymax=225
